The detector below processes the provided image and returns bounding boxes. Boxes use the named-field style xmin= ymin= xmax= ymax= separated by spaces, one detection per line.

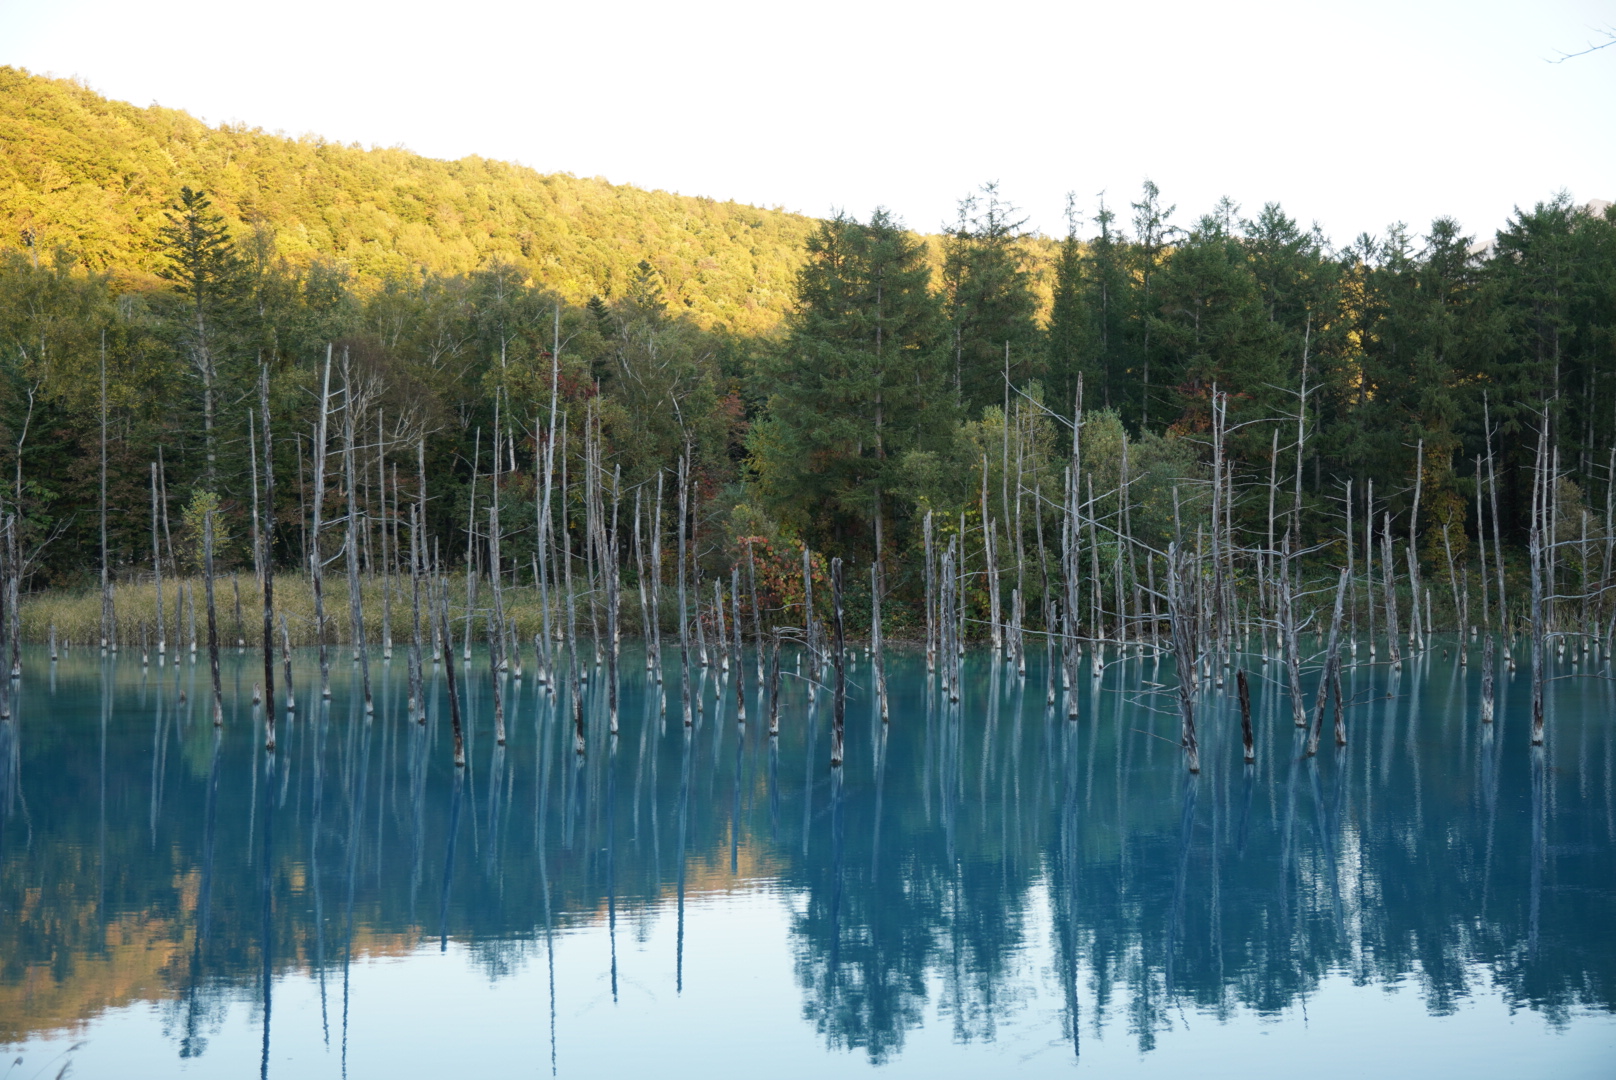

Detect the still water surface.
xmin=1 ymin=642 xmax=1613 ymax=1077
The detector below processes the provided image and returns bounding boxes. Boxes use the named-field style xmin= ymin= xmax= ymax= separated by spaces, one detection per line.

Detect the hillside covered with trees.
xmin=0 ymin=66 xmax=817 ymax=333
xmin=0 ymin=66 xmax=1612 ymax=647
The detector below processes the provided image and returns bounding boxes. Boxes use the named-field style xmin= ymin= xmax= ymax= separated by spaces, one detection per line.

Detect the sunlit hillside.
xmin=0 ymin=66 xmax=820 ymax=332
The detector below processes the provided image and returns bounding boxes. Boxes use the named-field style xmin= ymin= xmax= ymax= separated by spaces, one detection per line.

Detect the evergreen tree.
xmin=1150 ymin=208 xmax=1287 ymax=440
xmin=1130 ymin=180 xmax=1176 ymax=430
xmin=1489 ymin=196 xmax=1616 ymax=497
xmin=1045 ymin=195 xmax=1094 ymax=422
xmin=752 ymin=209 xmax=946 ymax=555
xmin=157 ymin=186 xmax=241 ymax=489
xmin=942 ymin=184 xmax=1039 ymax=417
xmin=1085 ymin=196 xmax=1132 ymax=416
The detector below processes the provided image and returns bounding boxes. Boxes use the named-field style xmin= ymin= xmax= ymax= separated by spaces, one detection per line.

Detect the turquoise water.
xmin=0 ymin=640 xmax=1612 ymax=1078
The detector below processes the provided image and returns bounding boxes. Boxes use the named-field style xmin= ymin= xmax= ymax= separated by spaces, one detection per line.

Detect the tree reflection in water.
xmin=0 ymin=643 xmax=1612 ymax=1067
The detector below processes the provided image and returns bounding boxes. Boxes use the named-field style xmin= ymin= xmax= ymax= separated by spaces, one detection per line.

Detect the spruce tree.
xmin=752 ymin=209 xmax=946 ymax=554
xmin=157 ymin=187 xmax=241 ymax=489
xmin=942 ymin=183 xmax=1039 ymax=416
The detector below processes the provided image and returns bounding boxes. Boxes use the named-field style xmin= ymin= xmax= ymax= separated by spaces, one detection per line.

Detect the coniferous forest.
xmin=1 ymin=66 xmax=1613 ymax=675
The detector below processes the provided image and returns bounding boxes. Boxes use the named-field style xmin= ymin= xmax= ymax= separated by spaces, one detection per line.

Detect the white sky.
xmin=2 ymin=0 xmax=1612 ymax=246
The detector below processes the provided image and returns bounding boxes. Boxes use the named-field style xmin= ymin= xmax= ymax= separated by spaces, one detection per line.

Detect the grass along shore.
xmin=18 ymin=572 xmax=654 ymax=652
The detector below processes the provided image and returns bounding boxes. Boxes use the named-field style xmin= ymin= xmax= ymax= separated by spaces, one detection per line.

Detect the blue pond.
xmin=0 ymin=640 xmax=1612 ymax=1078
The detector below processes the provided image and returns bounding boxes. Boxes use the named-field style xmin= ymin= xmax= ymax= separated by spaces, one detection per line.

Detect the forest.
xmin=1 ymin=67 xmax=1614 ymax=680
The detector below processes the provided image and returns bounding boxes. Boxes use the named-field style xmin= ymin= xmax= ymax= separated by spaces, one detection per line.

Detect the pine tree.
xmin=157 ymin=187 xmax=241 ymax=489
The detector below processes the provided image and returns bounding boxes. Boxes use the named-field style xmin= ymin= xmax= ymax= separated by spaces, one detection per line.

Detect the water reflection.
xmin=0 ymin=641 xmax=1613 ymax=1072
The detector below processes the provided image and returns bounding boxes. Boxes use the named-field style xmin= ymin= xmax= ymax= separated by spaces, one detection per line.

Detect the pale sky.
xmin=2 ymin=0 xmax=1612 ymax=246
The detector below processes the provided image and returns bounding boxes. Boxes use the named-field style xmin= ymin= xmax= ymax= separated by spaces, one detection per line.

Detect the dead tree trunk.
xmin=436 ymin=575 xmax=465 ymax=766
xmin=830 ymin=557 xmax=846 ymax=767
xmin=311 ymin=347 xmax=333 ymax=696
xmin=1306 ymin=568 xmax=1349 ymax=757
xmin=1481 ymin=633 xmax=1495 ymax=723
xmin=1167 ymin=544 xmax=1200 ymax=773
xmin=767 ymin=629 xmax=782 ymax=736
xmin=259 ymin=365 xmax=276 ymax=720
xmin=1280 ymin=537 xmax=1307 ymax=727
xmin=677 ymin=453 xmax=692 ymax=727
xmin=341 ymin=354 xmax=372 ymax=715
xmin=203 ymin=510 xmax=224 ymax=727
xmin=1237 ymin=669 xmax=1254 ymax=764
xmin=732 ymin=567 xmax=746 ymax=723
xmin=872 ymin=560 xmax=888 ymax=721
xmin=151 ymin=463 xmax=165 ymax=657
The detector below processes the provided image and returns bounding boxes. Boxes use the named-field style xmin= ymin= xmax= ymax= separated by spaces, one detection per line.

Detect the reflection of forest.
xmin=1 ymin=648 xmax=1612 ymax=1061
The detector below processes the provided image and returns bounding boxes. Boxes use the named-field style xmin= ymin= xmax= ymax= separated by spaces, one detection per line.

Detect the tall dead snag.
xmin=634 ymin=488 xmax=652 ymax=674
xmin=436 ymin=576 xmax=465 ymax=766
xmin=100 ymin=333 xmax=112 ymax=652
xmin=341 ymin=352 xmax=372 ymax=715
xmin=1306 ymin=569 xmax=1350 ymax=757
xmin=463 ymin=427 xmax=480 ymax=662
xmin=1381 ymin=512 xmax=1403 ymax=671
xmin=203 ymin=509 xmax=224 ymax=727
xmin=731 ymin=567 xmax=746 ymax=723
xmin=1279 ymin=537 xmax=1306 ymax=728
xmin=1529 ymin=419 xmax=1548 ymax=746
xmin=1481 ymin=634 xmax=1496 ymax=722
xmin=564 ymin=475 xmax=585 ymax=752
xmin=650 ymin=472 xmax=664 ymax=690
xmin=923 ymin=510 xmax=937 ymax=674
xmin=489 ymin=422 xmax=506 ymax=672
xmin=830 ymin=557 xmax=846 ymax=767
xmin=310 ymin=346 xmax=333 ymax=696
xmin=380 ymin=418 xmax=393 ymax=661
xmin=1530 ymin=527 xmax=1546 ymax=744
xmin=606 ymin=464 xmax=621 ymax=735
xmin=1237 ymin=669 xmax=1255 ymax=764
xmin=536 ymin=319 xmax=562 ymax=687
xmin=1166 ymin=543 xmax=1200 ymax=773
xmin=408 ymin=504 xmax=423 ymax=715
xmin=714 ymin=580 xmax=728 ymax=676
xmin=151 ymin=463 xmax=165 ymax=658
xmin=748 ymin=540 xmax=763 ymax=688
xmin=767 ymin=629 xmax=782 ymax=736
xmin=280 ymin=615 xmax=295 ymax=712
xmin=488 ymin=614 xmax=505 ymax=746
xmin=802 ymin=545 xmax=819 ymax=700
xmin=871 ymin=561 xmax=887 ymax=722
xmin=488 ymin=508 xmax=506 ymax=745
xmin=982 ymin=457 xmax=1001 ymax=658
xmin=0 ymin=517 xmax=9 ymax=719
xmin=259 ymin=365 xmax=276 ymax=721
xmin=231 ymin=576 xmax=244 ymax=650
xmin=677 ymin=452 xmax=692 ymax=727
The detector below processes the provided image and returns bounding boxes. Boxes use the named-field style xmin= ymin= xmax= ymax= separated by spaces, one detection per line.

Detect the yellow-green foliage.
xmin=18 ymin=573 xmax=666 ymax=649
xmin=0 ymin=67 xmax=818 ymax=333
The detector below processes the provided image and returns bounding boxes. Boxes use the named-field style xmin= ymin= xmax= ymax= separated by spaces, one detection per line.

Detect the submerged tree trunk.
xmin=830 ymin=557 xmax=846 ymax=767
xmin=342 ymin=354 xmax=372 ymax=716
xmin=1237 ymin=669 xmax=1254 ymax=764
xmin=1167 ymin=544 xmax=1200 ymax=774
xmin=437 ymin=575 xmax=465 ymax=767
xmin=311 ymin=346 xmax=333 ymax=696
xmin=1481 ymin=634 xmax=1495 ymax=723
xmin=203 ymin=510 xmax=223 ymax=727
xmin=259 ymin=365 xmax=276 ymax=721
xmin=1306 ymin=568 xmax=1349 ymax=757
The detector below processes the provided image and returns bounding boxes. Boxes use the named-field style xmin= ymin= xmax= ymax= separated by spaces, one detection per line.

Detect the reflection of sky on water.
xmin=1 ymin=642 xmax=1613 ymax=1078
